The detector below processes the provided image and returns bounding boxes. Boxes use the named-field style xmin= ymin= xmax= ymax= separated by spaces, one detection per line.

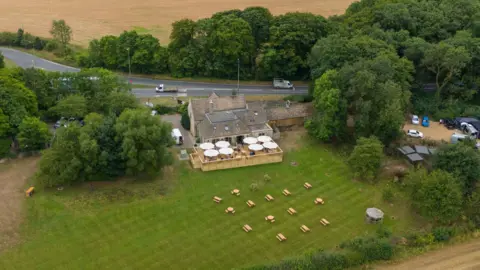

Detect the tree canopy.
xmin=348 ymin=136 xmax=384 ymax=181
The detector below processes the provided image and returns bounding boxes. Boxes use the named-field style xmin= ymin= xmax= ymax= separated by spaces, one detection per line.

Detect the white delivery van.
xmin=171 ymin=128 xmax=183 ymax=145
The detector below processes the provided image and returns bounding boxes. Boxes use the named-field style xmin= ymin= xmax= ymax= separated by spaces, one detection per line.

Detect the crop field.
xmin=0 ymin=133 xmax=417 ymax=269
xmin=0 ymin=0 xmax=355 ymax=45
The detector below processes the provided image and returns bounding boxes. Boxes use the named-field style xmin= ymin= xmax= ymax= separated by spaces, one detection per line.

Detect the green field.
xmin=0 ymin=140 xmax=416 ymax=270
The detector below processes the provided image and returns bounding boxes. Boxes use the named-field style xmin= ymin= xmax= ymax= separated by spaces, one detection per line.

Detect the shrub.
xmin=153 ymin=104 xmax=177 ymax=115
xmin=181 ymin=112 xmax=190 ymax=131
xmin=0 ymin=31 xmax=16 ymax=46
xmin=45 ymin=40 xmax=58 ymax=52
xmin=310 ymin=251 xmax=350 ymax=269
xmin=376 ymin=226 xmax=393 ymax=239
xmin=283 ymin=94 xmax=313 ymax=103
xmin=432 ymin=227 xmax=455 ymax=242
xmin=407 ymin=232 xmax=435 ymax=247
xmin=249 ymin=182 xmax=258 ymax=191
xmin=0 ymin=137 xmax=12 ymax=158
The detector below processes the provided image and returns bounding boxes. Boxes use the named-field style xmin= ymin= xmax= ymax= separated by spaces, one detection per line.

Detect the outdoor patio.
xmin=190 ymin=136 xmax=284 ymax=171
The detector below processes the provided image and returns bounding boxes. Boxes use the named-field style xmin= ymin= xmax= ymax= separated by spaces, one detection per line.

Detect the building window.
xmin=259 ymin=133 xmax=265 ymax=136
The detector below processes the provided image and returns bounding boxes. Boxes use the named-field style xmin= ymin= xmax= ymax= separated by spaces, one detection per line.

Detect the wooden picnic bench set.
xmin=212 ymin=182 xmax=331 ymax=242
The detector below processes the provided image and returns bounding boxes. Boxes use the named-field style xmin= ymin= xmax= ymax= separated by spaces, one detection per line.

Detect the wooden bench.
xmin=283 ymin=189 xmax=291 ymax=196
xmin=243 ymin=224 xmax=252 ymax=232
xmin=300 ymin=225 xmax=310 ymax=233
xmin=213 ymin=196 xmax=222 ymax=203
xmin=304 ymin=182 xmax=312 ymax=189
xmin=25 ymin=187 xmax=35 ymax=197
xmin=246 ymin=200 xmax=255 ymax=208
xmin=314 ymin=198 xmax=324 ymax=205
xmin=276 ymin=233 xmax=287 ymax=242
xmin=265 ymin=194 xmax=274 ymax=201
xmin=320 ymin=218 xmax=330 ymax=226
xmin=287 ymin=208 xmax=297 ymax=215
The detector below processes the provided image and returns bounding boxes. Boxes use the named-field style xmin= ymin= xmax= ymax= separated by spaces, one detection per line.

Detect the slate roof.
xmin=198 ymin=118 xmax=250 ymax=139
xmin=414 ymin=145 xmax=430 ymax=155
xmin=398 ymin=146 xmax=415 ymax=155
xmin=191 ymin=93 xmax=246 ymax=122
xmin=264 ymin=101 xmax=313 ymax=120
xmin=406 ymin=153 xmax=424 ymax=162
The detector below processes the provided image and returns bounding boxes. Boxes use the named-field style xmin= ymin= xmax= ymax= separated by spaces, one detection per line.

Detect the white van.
xmin=451 ymin=133 xmax=475 ymax=144
xmin=171 ymin=128 xmax=183 ymax=145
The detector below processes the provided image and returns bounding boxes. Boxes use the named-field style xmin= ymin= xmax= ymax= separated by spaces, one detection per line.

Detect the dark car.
xmin=442 ymin=118 xmax=456 ymax=129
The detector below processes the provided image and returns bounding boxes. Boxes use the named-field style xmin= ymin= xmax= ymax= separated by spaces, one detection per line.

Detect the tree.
xmin=0 ymin=70 xmax=38 ymax=135
xmin=423 ymin=42 xmax=471 ymax=100
xmin=50 ymin=20 xmax=72 ymax=55
xmin=433 ymin=143 xmax=480 ymax=196
xmin=17 ymin=117 xmax=51 ymax=151
xmin=338 ymin=52 xmax=413 ymax=144
xmin=407 ymin=169 xmax=463 ymax=224
xmin=0 ymin=52 xmax=4 ymax=69
xmin=0 ymin=109 xmax=10 ymax=137
xmin=465 ymin=190 xmax=480 ymax=227
xmin=306 ymin=70 xmax=346 ymax=142
xmin=115 ymin=109 xmax=173 ymax=175
xmin=348 ymin=136 xmax=384 ymax=182
xmin=19 ymin=68 xmax=55 ymax=111
xmin=105 ymin=91 xmax=138 ymax=116
xmin=37 ymin=123 xmax=98 ymax=187
xmin=49 ymin=94 xmax=87 ymax=119
xmin=240 ymin=7 xmax=273 ymax=49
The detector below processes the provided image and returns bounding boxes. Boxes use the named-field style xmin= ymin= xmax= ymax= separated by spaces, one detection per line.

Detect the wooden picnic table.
xmin=265 ymin=215 xmax=275 ymax=222
xmin=276 ymin=233 xmax=286 ymax=242
xmin=225 ymin=207 xmax=235 ymax=214
xmin=265 ymin=194 xmax=274 ymax=201
xmin=300 ymin=225 xmax=310 ymax=232
xmin=304 ymin=182 xmax=312 ymax=189
xmin=283 ymin=189 xmax=291 ymax=196
xmin=246 ymin=200 xmax=255 ymax=207
xmin=213 ymin=196 xmax=222 ymax=203
xmin=231 ymin=189 xmax=240 ymax=196
xmin=315 ymin=198 xmax=324 ymax=205
xmin=287 ymin=207 xmax=297 ymax=215
xmin=243 ymin=224 xmax=252 ymax=232
xmin=320 ymin=218 xmax=330 ymax=226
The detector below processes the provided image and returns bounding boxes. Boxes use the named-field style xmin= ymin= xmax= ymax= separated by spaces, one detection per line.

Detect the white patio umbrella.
xmin=215 ymin=141 xmax=230 ymax=148
xmin=257 ymin=135 xmax=272 ymax=143
xmin=199 ymin=142 xmax=215 ymax=150
xmin=204 ymin=149 xmax=219 ymax=157
xmin=263 ymin=142 xmax=278 ymax=149
xmin=248 ymin=144 xmax=264 ymax=151
xmin=243 ymin=137 xmax=258 ymax=144
xmin=219 ymin=148 xmax=234 ymax=155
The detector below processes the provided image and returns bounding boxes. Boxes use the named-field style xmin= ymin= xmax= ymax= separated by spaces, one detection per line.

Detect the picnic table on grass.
xmin=265 ymin=215 xmax=275 ymax=223
xmin=225 ymin=207 xmax=235 ymax=214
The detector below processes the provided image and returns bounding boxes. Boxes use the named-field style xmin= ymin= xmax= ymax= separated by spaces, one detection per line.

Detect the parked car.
xmin=171 ymin=128 xmax=183 ymax=145
xmin=412 ymin=115 xmax=419 ymax=125
xmin=422 ymin=116 xmax=429 ymax=127
xmin=451 ymin=132 xmax=475 ymax=144
xmin=407 ymin=129 xmax=424 ymax=138
xmin=442 ymin=118 xmax=456 ymax=129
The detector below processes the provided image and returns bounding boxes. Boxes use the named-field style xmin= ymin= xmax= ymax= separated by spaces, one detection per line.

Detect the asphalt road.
xmin=0 ymin=47 xmax=308 ymax=97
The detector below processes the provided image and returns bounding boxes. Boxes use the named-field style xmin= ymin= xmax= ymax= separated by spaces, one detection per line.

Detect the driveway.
xmin=161 ymin=114 xmax=194 ymax=148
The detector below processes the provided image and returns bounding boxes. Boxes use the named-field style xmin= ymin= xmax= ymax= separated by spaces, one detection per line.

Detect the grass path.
xmin=0 ymin=142 xmax=416 ymax=269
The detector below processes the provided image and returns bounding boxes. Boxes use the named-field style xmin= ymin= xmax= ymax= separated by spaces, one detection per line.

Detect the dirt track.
xmin=0 ymin=157 xmax=38 ymax=251
xmin=377 ymin=239 xmax=480 ymax=270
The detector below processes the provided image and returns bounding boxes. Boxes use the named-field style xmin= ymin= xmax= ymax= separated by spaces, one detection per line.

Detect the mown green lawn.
xmin=0 ymin=141 xmax=417 ymax=270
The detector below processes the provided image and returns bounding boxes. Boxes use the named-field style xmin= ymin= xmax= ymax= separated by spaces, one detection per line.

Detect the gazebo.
xmin=365 ymin=207 xmax=384 ymax=224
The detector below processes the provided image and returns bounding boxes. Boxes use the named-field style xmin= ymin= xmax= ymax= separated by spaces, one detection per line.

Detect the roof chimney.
xmin=209 ymin=99 xmax=214 ymax=113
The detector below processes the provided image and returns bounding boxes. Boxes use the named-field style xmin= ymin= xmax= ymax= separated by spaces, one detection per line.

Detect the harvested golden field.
xmin=0 ymin=0 xmax=354 ymax=45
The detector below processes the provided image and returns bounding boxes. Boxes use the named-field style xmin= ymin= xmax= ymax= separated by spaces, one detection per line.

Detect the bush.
xmin=432 ymin=227 xmax=455 ymax=242
xmin=45 ymin=40 xmax=58 ymax=52
xmin=0 ymin=137 xmax=12 ymax=158
xmin=283 ymin=94 xmax=313 ymax=103
xmin=153 ymin=104 xmax=177 ymax=115
xmin=376 ymin=226 xmax=393 ymax=239
xmin=0 ymin=31 xmax=16 ymax=46
xmin=407 ymin=232 xmax=435 ymax=247
xmin=181 ymin=112 xmax=190 ymax=131
xmin=310 ymin=251 xmax=350 ymax=269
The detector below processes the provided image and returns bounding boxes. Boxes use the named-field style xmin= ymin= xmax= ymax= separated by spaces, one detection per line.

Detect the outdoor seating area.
xmin=189 ymin=136 xmax=284 ymax=171
xmin=213 ymin=186 xmax=331 ymax=243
